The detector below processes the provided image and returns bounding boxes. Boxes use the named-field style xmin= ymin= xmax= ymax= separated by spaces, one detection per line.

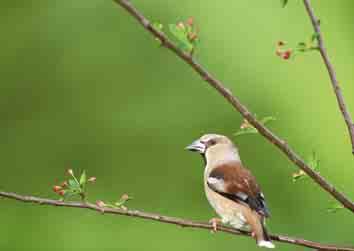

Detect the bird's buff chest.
xmin=204 ymin=168 xmax=249 ymax=230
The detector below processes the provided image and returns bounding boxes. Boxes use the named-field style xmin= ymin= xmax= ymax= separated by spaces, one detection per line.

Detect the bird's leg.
xmin=208 ymin=217 xmax=222 ymax=233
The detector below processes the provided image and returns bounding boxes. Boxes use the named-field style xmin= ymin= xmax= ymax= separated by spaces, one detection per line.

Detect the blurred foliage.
xmin=0 ymin=0 xmax=354 ymax=250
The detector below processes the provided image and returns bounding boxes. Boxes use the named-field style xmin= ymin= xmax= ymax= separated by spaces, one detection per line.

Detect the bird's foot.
xmin=209 ymin=217 xmax=222 ymax=233
xmin=251 ymin=231 xmax=256 ymax=239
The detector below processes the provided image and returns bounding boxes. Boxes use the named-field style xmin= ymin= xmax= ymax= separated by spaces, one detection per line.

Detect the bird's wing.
xmin=207 ymin=162 xmax=270 ymax=217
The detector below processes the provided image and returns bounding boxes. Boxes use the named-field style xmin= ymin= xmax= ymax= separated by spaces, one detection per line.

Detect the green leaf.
xmin=80 ymin=170 xmax=87 ymax=186
xmin=68 ymin=179 xmax=80 ymax=189
xmin=327 ymin=203 xmax=344 ymax=213
xmin=152 ymin=21 xmax=163 ymax=31
xmin=296 ymin=42 xmax=307 ymax=52
xmin=61 ymin=190 xmax=70 ymax=200
xmin=309 ymin=46 xmax=320 ymax=51
xmin=234 ymin=116 xmax=276 ymax=137
xmin=311 ymin=32 xmax=320 ymax=42
xmin=292 ymin=151 xmax=320 ymax=183
xmin=281 ymin=0 xmax=289 ymax=8
xmin=308 ymin=151 xmax=320 ymax=171
xmin=292 ymin=169 xmax=306 ymax=183
xmin=168 ymin=24 xmax=193 ymax=53
xmin=168 ymin=24 xmax=186 ymax=41
xmin=114 ymin=201 xmax=125 ymax=207
xmin=234 ymin=127 xmax=258 ymax=137
xmin=260 ymin=116 xmax=276 ymax=125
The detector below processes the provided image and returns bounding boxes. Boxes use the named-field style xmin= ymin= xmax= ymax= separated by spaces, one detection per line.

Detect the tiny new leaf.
xmin=311 ymin=32 xmax=320 ymax=42
xmin=80 ymin=170 xmax=87 ymax=186
xmin=234 ymin=127 xmax=258 ymax=137
xmin=260 ymin=116 xmax=276 ymax=124
xmin=68 ymin=179 xmax=79 ymax=188
xmin=327 ymin=203 xmax=344 ymax=213
xmin=168 ymin=24 xmax=194 ymax=53
xmin=292 ymin=151 xmax=320 ymax=182
xmin=292 ymin=169 xmax=306 ymax=182
xmin=281 ymin=0 xmax=289 ymax=8
xmin=297 ymin=42 xmax=307 ymax=52
xmin=235 ymin=116 xmax=276 ymax=137
xmin=152 ymin=21 xmax=163 ymax=31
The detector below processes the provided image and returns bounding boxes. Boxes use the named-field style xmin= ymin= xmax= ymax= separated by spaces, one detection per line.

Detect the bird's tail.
xmin=257 ymin=222 xmax=275 ymax=248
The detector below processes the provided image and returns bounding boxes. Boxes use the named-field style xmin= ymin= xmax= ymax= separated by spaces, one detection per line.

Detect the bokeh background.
xmin=1 ymin=0 xmax=353 ymax=250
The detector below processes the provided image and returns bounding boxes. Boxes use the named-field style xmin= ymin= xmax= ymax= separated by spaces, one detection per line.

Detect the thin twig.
xmin=113 ymin=0 xmax=354 ymax=212
xmin=0 ymin=191 xmax=353 ymax=251
xmin=303 ymin=0 xmax=354 ymax=155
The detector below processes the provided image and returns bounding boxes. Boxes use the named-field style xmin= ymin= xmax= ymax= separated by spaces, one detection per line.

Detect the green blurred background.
xmin=1 ymin=0 xmax=353 ymax=250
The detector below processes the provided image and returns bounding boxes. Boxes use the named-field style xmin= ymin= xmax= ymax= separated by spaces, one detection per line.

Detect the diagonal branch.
xmin=0 ymin=191 xmax=353 ymax=251
xmin=303 ymin=0 xmax=354 ymax=155
xmin=113 ymin=0 xmax=354 ymax=212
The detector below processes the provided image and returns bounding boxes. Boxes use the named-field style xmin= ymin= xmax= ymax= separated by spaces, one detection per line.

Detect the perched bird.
xmin=186 ymin=134 xmax=275 ymax=248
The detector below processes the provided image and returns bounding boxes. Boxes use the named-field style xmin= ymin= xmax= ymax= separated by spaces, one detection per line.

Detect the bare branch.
xmin=113 ymin=0 xmax=354 ymax=212
xmin=0 ymin=191 xmax=353 ymax=251
xmin=303 ymin=0 xmax=354 ymax=155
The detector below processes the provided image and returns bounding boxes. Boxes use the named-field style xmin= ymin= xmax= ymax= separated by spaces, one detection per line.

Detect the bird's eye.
xmin=208 ymin=139 xmax=217 ymax=146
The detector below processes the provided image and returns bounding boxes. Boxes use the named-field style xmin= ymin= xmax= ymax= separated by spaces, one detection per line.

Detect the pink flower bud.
xmin=61 ymin=181 xmax=68 ymax=188
xmin=121 ymin=194 xmax=130 ymax=201
xmin=58 ymin=190 xmax=66 ymax=196
xmin=282 ymin=49 xmax=292 ymax=60
xmin=186 ymin=17 xmax=194 ymax=26
xmin=53 ymin=186 xmax=62 ymax=193
xmin=88 ymin=177 xmax=96 ymax=183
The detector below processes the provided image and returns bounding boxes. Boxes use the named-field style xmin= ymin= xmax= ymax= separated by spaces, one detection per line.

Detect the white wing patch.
xmin=235 ymin=192 xmax=248 ymax=201
xmin=207 ymin=177 xmax=225 ymax=192
xmin=208 ymin=177 xmax=249 ymax=201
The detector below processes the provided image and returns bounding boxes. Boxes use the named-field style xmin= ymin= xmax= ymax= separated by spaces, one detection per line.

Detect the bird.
xmin=186 ymin=134 xmax=275 ymax=248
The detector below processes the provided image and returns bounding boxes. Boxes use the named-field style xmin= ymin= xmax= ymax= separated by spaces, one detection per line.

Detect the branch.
xmin=0 ymin=191 xmax=353 ymax=251
xmin=303 ymin=0 xmax=354 ymax=155
xmin=113 ymin=0 xmax=354 ymax=213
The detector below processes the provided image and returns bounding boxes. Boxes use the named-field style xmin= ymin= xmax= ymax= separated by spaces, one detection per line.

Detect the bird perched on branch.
xmin=186 ymin=134 xmax=274 ymax=248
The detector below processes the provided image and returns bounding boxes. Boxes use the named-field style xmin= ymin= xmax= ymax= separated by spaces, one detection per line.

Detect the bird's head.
xmin=186 ymin=134 xmax=240 ymax=164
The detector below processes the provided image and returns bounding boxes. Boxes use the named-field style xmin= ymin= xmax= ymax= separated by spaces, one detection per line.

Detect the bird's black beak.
xmin=185 ymin=140 xmax=206 ymax=154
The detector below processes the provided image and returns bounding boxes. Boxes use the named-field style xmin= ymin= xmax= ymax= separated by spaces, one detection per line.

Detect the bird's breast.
xmin=204 ymin=182 xmax=249 ymax=230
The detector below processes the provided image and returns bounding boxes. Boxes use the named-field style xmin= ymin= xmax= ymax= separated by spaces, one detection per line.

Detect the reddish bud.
xmin=58 ymin=190 xmax=66 ymax=196
xmin=88 ymin=177 xmax=96 ymax=183
xmin=282 ymin=49 xmax=292 ymax=60
xmin=188 ymin=32 xmax=198 ymax=41
xmin=66 ymin=169 xmax=74 ymax=176
xmin=96 ymin=200 xmax=106 ymax=208
xmin=121 ymin=194 xmax=130 ymax=201
xmin=186 ymin=17 xmax=194 ymax=26
xmin=53 ymin=185 xmax=62 ymax=193
xmin=61 ymin=181 xmax=68 ymax=188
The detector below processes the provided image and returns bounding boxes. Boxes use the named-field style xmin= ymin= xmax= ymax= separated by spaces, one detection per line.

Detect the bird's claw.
xmin=209 ymin=218 xmax=222 ymax=233
xmin=251 ymin=231 xmax=256 ymax=239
